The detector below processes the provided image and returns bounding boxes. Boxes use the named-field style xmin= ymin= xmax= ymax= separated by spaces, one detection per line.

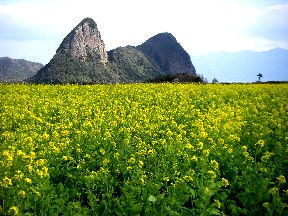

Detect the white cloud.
xmin=244 ymin=4 xmax=288 ymax=37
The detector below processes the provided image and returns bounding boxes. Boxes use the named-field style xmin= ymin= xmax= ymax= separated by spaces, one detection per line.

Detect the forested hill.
xmin=30 ymin=18 xmax=197 ymax=84
xmin=0 ymin=57 xmax=43 ymax=82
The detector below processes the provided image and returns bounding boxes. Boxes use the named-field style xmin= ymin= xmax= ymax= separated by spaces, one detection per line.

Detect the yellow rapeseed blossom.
xmin=208 ymin=170 xmax=216 ymax=179
xmin=42 ymin=133 xmax=50 ymax=140
xmin=218 ymin=138 xmax=225 ymax=144
xmin=269 ymin=187 xmax=278 ymax=196
xmin=166 ymin=130 xmax=173 ymax=137
xmin=183 ymin=176 xmax=193 ymax=182
xmin=163 ymin=176 xmax=169 ymax=182
xmin=99 ymin=167 xmax=109 ymax=174
xmin=31 ymin=187 xmax=41 ymax=197
xmin=243 ymin=151 xmax=249 ymax=157
xmin=140 ymin=177 xmax=145 ymax=184
xmin=102 ymin=158 xmax=110 ymax=165
xmin=35 ymin=159 xmax=46 ymax=167
xmin=242 ymin=146 xmax=248 ymax=151
xmin=18 ymin=190 xmax=26 ymax=197
xmin=200 ymin=131 xmax=208 ymax=139
xmin=276 ymin=175 xmax=286 ymax=183
xmin=147 ymin=149 xmax=155 ymax=155
xmin=214 ymin=199 xmax=221 ymax=208
xmin=24 ymin=178 xmax=32 ymax=184
xmin=16 ymin=150 xmax=24 ymax=156
xmin=138 ymin=160 xmax=144 ymax=167
xmin=191 ymin=155 xmax=198 ymax=161
xmin=204 ymin=187 xmax=209 ymax=194
xmin=114 ymin=152 xmax=120 ymax=160
xmin=260 ymin=167 xmax=267 ymax=173
xmin=27 ymin=164 xmax=33 ymax=173
xmin=14 ymin=170 xmax=24 ymax=180
xmin=8 ymin=206 xmax=19 ymax=215
xmin=263 ymin=202 xmax=270 ymax=208
xmin=53 ymin=146 xmax=60 ymax=153
xmin=99 ymin=148 xmax=105 ymax=155
xmin=256 ymin=140 xmax=265 ymax=148
xmin=128 ymin=157 xmax=136 ymax=164
xmin=29 ymin=151 xmax=36 ymax=159
xmin=111 ymin=141 xmax=117 ymax=148
xmin=1 ymin=176 xmax=12 ymax=188
xmin=76 ymin=148 xmax=81 ymax=153
xmin=261 ymin=151 xmax=275 ymax=161
xmin=221 ymin=178 xmax=229 ymax=187
xmin=185 ymin=143 xmax=193 ymax=149
xmin=210 ymin=160 xmax=219 ymax=169
xmin=84 ymin=154 xmax=91 ymax=159
xmin=62 ymin=156 xmax=68 ymax=161
xmin=203 ymin=149 xmax=210 ymax=156
xmin=198 ymin=142 xmax=204 ymax=150
xmin=115 ymin=169 xmax=120 ymax=175
xmin=174 ymin=171 xmax=180 ymax=176
xmin=24 ymin=137 xmax=33 ymax=145
xmin=3 ymin=150 xmax=13 ymax=166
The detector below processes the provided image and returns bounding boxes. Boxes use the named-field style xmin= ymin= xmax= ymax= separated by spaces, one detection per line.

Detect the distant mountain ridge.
xmin=0 ymin=57 xmax=43 ymax=82
xmin=191 ymin=48 xmax=288 ymax=83
xmin=30 ymin=17 xmax=196 ymax=84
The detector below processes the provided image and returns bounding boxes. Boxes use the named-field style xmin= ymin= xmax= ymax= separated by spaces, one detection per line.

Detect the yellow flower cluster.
xmin=276 ymin=175 xmax=286 ymax=184
xmin=0 ymin=83 xmax=287 ymax=215
xmin=210 ymin=160 xmax=219 ymax=170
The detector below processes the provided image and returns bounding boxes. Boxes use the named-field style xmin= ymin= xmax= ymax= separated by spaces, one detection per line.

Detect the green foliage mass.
xmin=108 ymin=46 xmax=164 ymax=82
xmin=31 ymin=53 xmax=120 ymax=84
xmin=148 ymin=73 xmax=205 ymax=83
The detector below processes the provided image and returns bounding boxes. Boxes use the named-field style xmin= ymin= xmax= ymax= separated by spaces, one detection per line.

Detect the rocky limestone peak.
xmin=137 ymin=32 xmax=196 ymax=75
xmin=30 ymin=19 xmax=198 ymax=84
xmin=57 ymin=17 xmax=108 ymax=65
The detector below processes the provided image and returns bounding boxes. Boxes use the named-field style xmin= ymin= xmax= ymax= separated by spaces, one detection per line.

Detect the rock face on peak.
xmin=30 ymin=18 xmax=197 ymax=84
xmin=30 ymin=18 xmax=114 ymax=84
xmin=57 ymin=18 xmax=108 ymax=64
xmin=137 ymin=33 xmax=196 ymax=75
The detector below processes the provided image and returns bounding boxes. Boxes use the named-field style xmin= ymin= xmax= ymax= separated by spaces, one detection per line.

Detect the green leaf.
xmin=148 ymin=195 xmax=157 ymax=203
xmin=207 ymin=208 xmax=220 ymax=215
xmin=190 ymin=189 xmax=196 ymax=199
xmin=131 ymin=203 xmax=142 ymax=214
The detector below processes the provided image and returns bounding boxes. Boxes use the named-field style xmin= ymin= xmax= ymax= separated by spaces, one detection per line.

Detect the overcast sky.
xmin=0 ymin=0 xmax=288 ymax=64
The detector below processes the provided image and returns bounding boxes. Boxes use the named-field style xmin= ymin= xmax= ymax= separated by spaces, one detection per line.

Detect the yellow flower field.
xmin=1 ymin=83 xmax=287 ymax=215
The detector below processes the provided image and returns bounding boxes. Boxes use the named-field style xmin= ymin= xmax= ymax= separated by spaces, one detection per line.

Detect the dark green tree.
xmin=257 ymin=73 xmax=263 ymax=82
xmin=212 ymin=78 xmax=219 ymax=83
